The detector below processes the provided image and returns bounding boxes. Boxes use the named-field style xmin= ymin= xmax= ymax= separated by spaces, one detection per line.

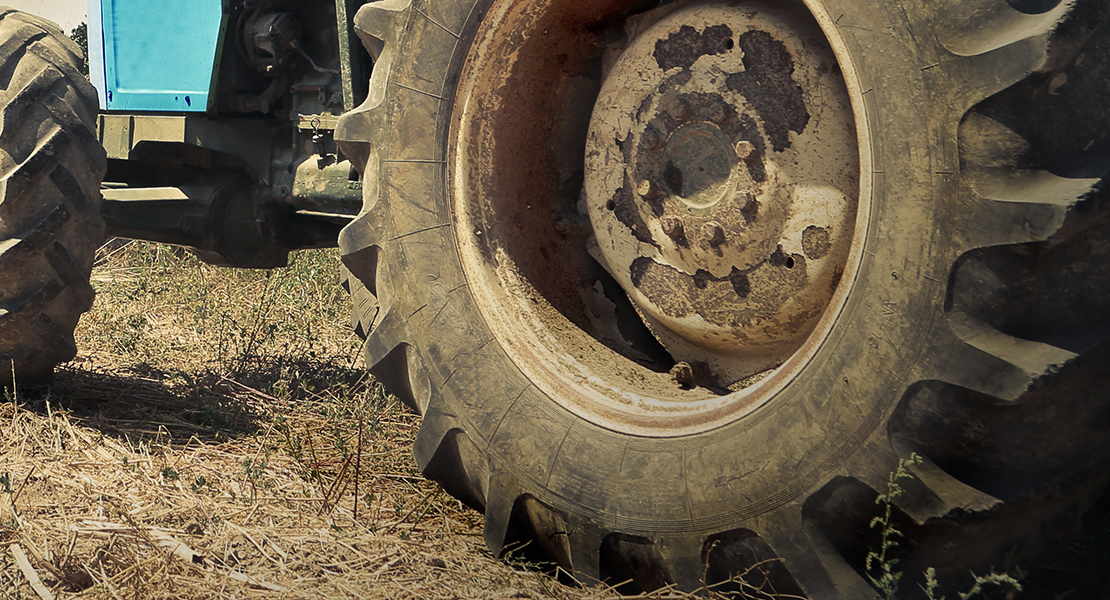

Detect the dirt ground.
xmin=2 ymin=242 xmax=1109 ymax=599
xmin=1 ymin=358 xmax=623 ymax=599
xmin=1 ymin=244 xmax=630 ymax=600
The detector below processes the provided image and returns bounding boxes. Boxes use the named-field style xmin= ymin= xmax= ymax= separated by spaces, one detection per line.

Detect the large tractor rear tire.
xmin=0 ymin=10 xmax=106 ymax=386
xmin=337 ymin=0 xmax=1110 ymax=597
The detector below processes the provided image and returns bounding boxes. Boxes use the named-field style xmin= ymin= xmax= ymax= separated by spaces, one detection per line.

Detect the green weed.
xmin=868 ymin=453 xmax=1023 ymax=600
xmin=1 ymin=550 xmax=23 ymax=600
xmin=80 ymin=242 xmax=359 ymax=379
xmin=867 ymin=453 xmax=924 ymax=598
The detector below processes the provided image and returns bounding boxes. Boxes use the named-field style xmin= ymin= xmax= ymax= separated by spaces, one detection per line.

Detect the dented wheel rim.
xmin=586 ymin=2 xmax=859 ymax=385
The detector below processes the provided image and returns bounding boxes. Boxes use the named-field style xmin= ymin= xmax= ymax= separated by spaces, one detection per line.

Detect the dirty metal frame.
xmin=98 ymin=0 xmax=368 ymax=268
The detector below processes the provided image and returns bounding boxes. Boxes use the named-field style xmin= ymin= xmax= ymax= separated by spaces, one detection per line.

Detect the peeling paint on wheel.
xmin=585 ymin=1 xmax=859 ymax=383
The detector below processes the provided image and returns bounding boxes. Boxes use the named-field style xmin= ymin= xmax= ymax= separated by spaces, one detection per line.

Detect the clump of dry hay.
xmin=1 ymin=242 xmax=778 ymax=600
xmin=0 ymin=385 xmax=610 ymax=600
xmin=1 ymin=243 xmax=599 ymax=599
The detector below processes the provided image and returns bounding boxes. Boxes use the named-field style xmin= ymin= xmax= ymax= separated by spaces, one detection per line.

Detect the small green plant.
xmin=920 ymin=567 xmax=1022 ymax=600
xmin=243 ymin=448 xmax=272 ymax=500
xmin=190 ymin=475 xmax=209 ymax=494
xmin=866 ymin=453 xmax=923 ymax=599
xmin=867 ymin=453 xmax=1023 ymax=600
xmin=2 ymin=551 xmax=24 ymax=600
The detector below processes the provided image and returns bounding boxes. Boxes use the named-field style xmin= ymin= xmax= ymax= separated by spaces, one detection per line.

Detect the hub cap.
xmin=585 ymin=1 xmax=859 ymax=385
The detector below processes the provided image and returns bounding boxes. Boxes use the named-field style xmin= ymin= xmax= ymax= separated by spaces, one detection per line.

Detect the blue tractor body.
xmin=83 ymin=0 xmax=371 ymax=268
xmin=88 ymin=0 xmax=225 ymax=112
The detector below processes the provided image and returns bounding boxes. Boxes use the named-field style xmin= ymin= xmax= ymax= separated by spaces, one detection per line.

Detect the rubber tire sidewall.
xmin=343 ymin=0 xmax=1003 ymax=580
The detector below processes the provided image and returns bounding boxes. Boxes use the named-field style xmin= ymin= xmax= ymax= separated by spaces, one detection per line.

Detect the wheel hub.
xmin=585 ymin=1 xmax=859 ymax=384
xmin=662 ymin=121 xmax=735 ymax=211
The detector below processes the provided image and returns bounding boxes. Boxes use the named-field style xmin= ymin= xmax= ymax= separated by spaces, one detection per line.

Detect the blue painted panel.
xmin=88 ymin=0 xmax=224 ymax=112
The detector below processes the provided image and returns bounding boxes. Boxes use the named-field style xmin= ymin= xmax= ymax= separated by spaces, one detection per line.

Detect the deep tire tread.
xmin=337 ymin=0 xmax=1103 ymax=597
xmin=0 ymin=10 xmax=105 ymax=386
xmin=918 ymin=313 xmax=1078 ymax=401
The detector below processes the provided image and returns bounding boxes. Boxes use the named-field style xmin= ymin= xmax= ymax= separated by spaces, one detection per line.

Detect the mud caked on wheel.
xmin=0 ymin=9 xmax=105 ymax=387
xmin=336 ymin=0 xmax=1110 ymax=596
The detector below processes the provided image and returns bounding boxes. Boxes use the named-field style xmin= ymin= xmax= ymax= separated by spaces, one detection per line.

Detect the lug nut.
xmin=673 ymin=100 xmax=691 ymax=121
xmin=670 ymin=361 xmax=694 ymax=386
xmin=740 ymin=195 xmax=758 ymax=215
xmin=735 ymin=140 xmax=756 ymax=160
xmin=703 ymin=221 xmax=726 ymax=247
xmin=642 ymin=129 xmax=661 ymax=149
xmin=661 ymin=216 xmax=684 ymax=238
xmin=637 ymin=179 xmax=656 ymax=198
xmin=709 ymin=103 xmax=729 ymax=123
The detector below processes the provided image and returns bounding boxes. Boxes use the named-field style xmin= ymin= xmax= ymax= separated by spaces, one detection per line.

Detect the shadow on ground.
xmin=11 ymin=358 xmax=374 ymax=447
xmin=9 ymin=359 xmax=1110 ymax=599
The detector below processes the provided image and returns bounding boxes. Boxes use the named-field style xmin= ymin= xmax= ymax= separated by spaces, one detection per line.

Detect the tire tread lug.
xmin=920 ymin=312 xmax=1077 ymax=401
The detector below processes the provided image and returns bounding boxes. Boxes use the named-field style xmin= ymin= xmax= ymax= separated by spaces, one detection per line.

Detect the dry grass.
xmin=1 ymin=242 xmax=534 ymax=599
xmin=2 ymin=240 xmax=1087 ymax=600
xmin=0 ymin=393 xmax=577 ymax=599
xmin=2 ymin=241 xmax=768 ymax=600
xmin=5 ymin=240 xmax=1093 ymax=598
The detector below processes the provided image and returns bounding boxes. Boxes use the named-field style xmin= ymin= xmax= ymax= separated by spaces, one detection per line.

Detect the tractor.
xmin=2 ymin=0 xmax=1110 ymax=596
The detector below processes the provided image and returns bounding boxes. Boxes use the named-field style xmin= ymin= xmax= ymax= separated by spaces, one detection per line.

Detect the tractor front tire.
xmin=0 ymin=9 xmax=106 ymax=386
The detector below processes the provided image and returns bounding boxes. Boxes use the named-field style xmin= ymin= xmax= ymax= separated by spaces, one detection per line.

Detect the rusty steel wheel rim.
xmin=451 ymin=0 xmax=872 ymax=436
